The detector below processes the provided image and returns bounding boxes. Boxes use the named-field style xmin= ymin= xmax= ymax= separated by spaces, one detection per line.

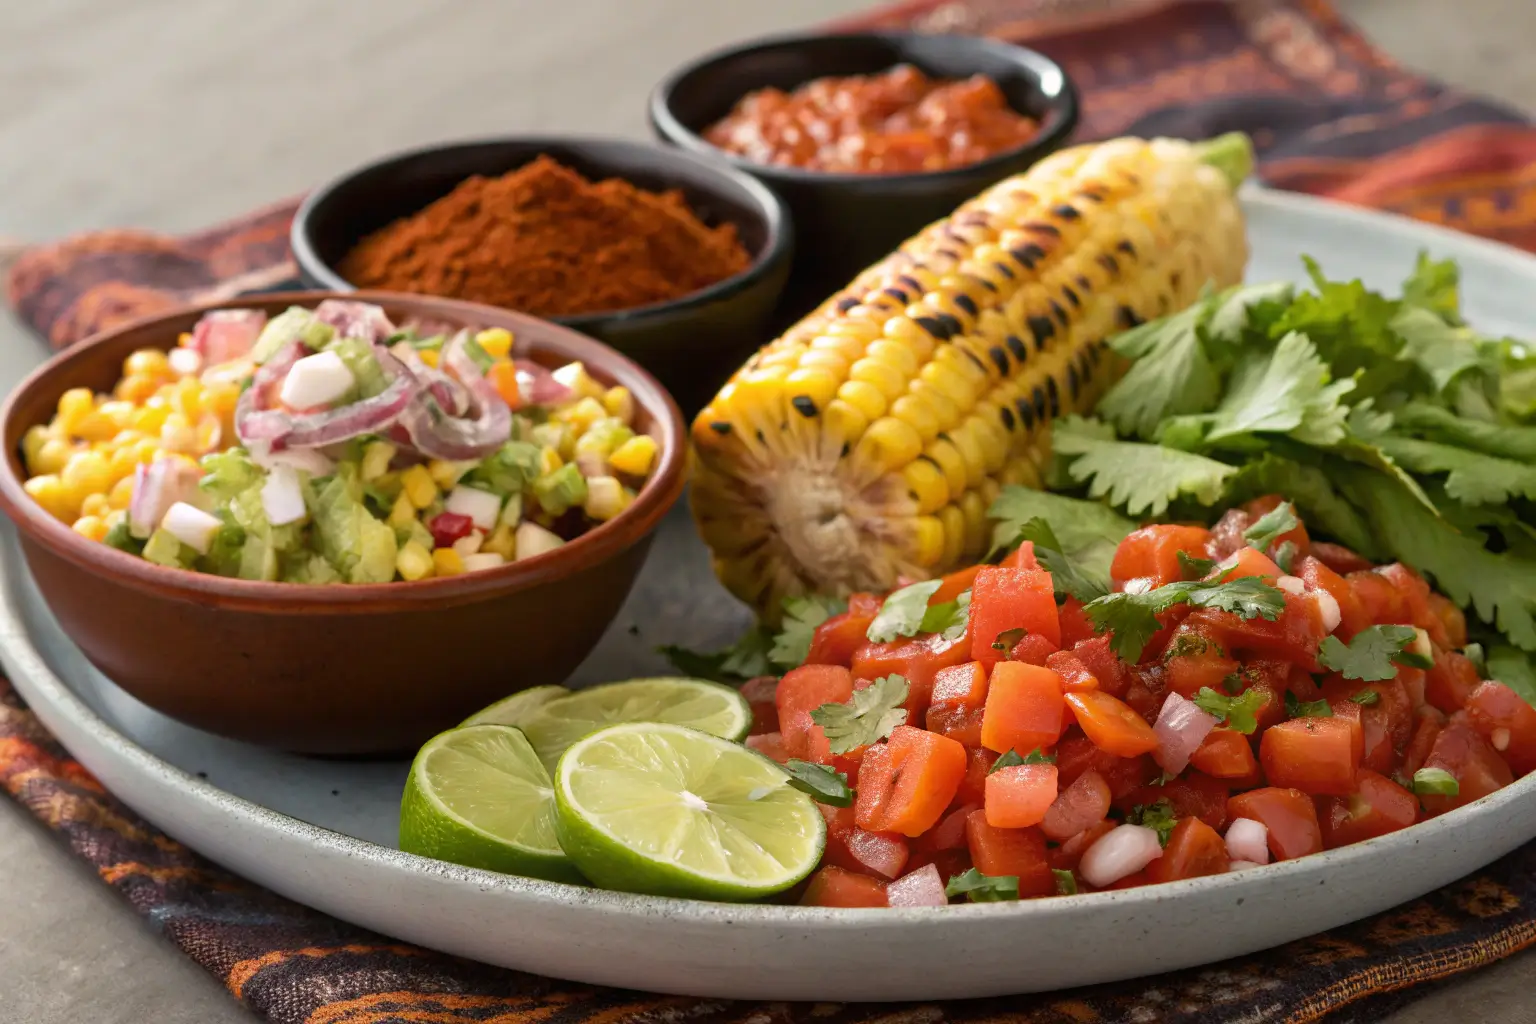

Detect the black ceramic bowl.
xmin=291 ymin=137 xmax=793 ymax=414
xmin=650 ymin=31 xmax=1079 ymax=319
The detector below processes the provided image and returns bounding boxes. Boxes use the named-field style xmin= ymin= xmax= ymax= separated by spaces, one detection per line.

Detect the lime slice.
xmin=519 ymin=678 xmax=752 ymax=770
xmin=460 ymin=685 xmax=569 ymax=728
xmin=554 ymin=722 xmax=825 ymax=900
xmin=399 ymin=724 xmax=582 ymax=885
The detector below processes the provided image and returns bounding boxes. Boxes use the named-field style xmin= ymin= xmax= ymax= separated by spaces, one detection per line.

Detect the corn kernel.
xmin=555 ymin=397 xmax=607 ymax=435
xmin=432 ymin=548 xmax=465 ymax=576
xmin=80 ymin=493 xmax=111 ymax=519
xmin=420 ymin=349 xmax=441 ymax=369
xmin=72 ymin=410 xmax=119 ymax=443
xmin=104 ymin=508 xmax=127 ymax=530
xmin=475 ymin=328 xmax=514 ymax=359
xmin=583 ymin=476 xmax=625 ymax=521
xmin=32 ymin=437 xmax=73 ymax=476
xmin=115 ymin=375 xmax=160 ymax=404
xmin=204 ymin=382 xmax=240 ymax=419
xmin=21 ymin=426 xmax=49 ymax=470
xmin=601 ymin=386 xmax=634 ymax=423
xmin=538 ymin=446 xmax=562 ymax=476
xmin=97 ymin=400 xmax=136 ymax=428
xmin=71 ymin=515 xmax=109 ymax=542
xmin=108 ymin=475 xmax=136 ymax=509
xmin=483 ymin=523 xmax=516 ymax=559
xmin=124 ymin=349 xmax=170 ymax=378
xmin=56 ymin=387 xmax=95 ymax=429
xmin=61 ymin=449 xmax=113 ymax=498
xmin=396 ymin=540 xmax=435 ymax=581
xmin=129 ymin=437 xmax=162 ymax=466
xmin=170 ymin=377 xmax=203 ymax=420
xmin=361 ymin=441 xmax=398 ymax=481
xmin=552 ymin=361 xmax=604 ymax=400
xmin=24 ymin=474 xmax=73 ymax=521
xmin=388 ymin=491 xmax=417 ymax=528
xmin=427 ymin=459 xmax=473 ymax=489
xmin=609 ymin=435 xmax=658 ymax=477
xmin=132 ymin=402 xmax=170 ymax=435
xmin=400 ymin=465 xmax=437 ymax=509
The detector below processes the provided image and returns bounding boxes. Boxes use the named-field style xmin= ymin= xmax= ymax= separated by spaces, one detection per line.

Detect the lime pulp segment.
xmin=460 ymin=685 xmax=570 ymax=728
xmin=520 ymin=678 xmax=753 ymax=770
xmin=399 ymin=724 xmax=582 ymax=884
xmin=553 ymin=722 xmax=825 ymax=901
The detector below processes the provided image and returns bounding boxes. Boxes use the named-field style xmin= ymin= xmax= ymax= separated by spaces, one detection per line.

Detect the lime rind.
xmin=520 ymin=677 xmax=753 ymax=770
xmin=459 ymin=685 xmax=570 ymax=728
xmin=399 ymin=724 xmax=583 ymax=885
xmin=553 ymin=722 xmax=825 ymax=901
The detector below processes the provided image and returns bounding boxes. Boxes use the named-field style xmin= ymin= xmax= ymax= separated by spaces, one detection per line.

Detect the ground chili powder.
xmin=339 ymin=155 xmax=753 ymax=317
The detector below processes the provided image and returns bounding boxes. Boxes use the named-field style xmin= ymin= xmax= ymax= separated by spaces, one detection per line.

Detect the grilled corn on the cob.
xmin=691 ymin=134 xmax=1253 ymax=618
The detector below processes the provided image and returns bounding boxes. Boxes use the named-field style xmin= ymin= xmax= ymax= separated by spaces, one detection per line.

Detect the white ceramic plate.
xmin=6 ymin=188 xmax=1536 ymax=1003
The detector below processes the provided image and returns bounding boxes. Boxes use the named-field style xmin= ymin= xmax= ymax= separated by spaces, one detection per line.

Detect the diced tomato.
xmin=1425 ymin=647 xmax=1481 ymax=715
xmin=917 ymin=803 xmax=977 ymax=855
xmin=1058 ymin=597 xmax=1098 ymax=648
xmin=1348 ymin=569 xmax=1408 ymax=627
xmin=964 ymin=812 xmax=1054 ymax=896
xmin=954 ymin=746 xmax=999 ymax=807
xmin=1065 ymin=690 xmax=1159 ymax=757
xmin=925 ymin=661 xmax=989 ymax=747
xmin=776 ymin=665 xmax=854 ymax=761
xmin=985 ymin=763 xmax=1058 ymax=828
xmin=1050 ymin=819 xmax=1116 ymax=872
xmin=851 ymin=632 xmax=971 ymax=721
xmin=740 ymin=676 xmax=780 ymax=736
xmin=1402 ymin=707 xmax=1446 ymax=776
xmin=1045 ymin=650 xmax=1100 ymax=694
xmin=1183 ymin=595 xmax=1325 ymax=672
xmin=1146 ymin=817 xmax=1229 ymax=883
xmin=1243 ymin=680 xmax=1288 ymax=735
xmin=1000 ymin=540 xmax=1040 ymax=570
xmin=1040 ymin=769 xmax=1112 ymax=840
xmin=1208 ymin=507 xmax=1254 ymax=560
xmin=1419 ymin=720 xmax=1514 ymax=816
xmin=854 ymin=726 xmax=967 ymax=837
xmin=1103 ymin=869 xmax=1153 ymax=891
xmin=1309 ymin=541 xmax=1373 ymax=575
xmin=1465 ymin=681 xmax=1536 ymax=776
xmin=1326 ymin=695 xmax=1392 ymax=776
xmin=1056 ymin=730 xmax=1156 ymax=799
xmin=1161 ymin=626 xmax=1240 ymax=698
xmin=1007 ymin=632 xmax=1060 ymax=666
xmin=1321 ymin=675 xmax=1413 ymax=773
xmin=1426 ymin=593 xmax=1467 ymax=649
xmin=1121 ymin=772 xmax=1231 ymax=831
xmin=1215 ymin=545 xmax=1283 ymax=582
xmin=925 ymin=699 xmax=987 ymax=758
xmin=843 ymin=828 xmax=911 ymax=880
xmin=1241 ymin=495 xmax=1310 ymax=557
xmin=1317 ymin=770 xmax=1419 ymax=848
xmin=980 ymin=662 xmax=1066 ymax=755
xmin=1226 ymin=787 xmax=1323 ymax=860
xmin=1070 ymin=635 xmax=1132 ymax=698
xmin=1259 ymin=717 xmax=1359 ymax=796
xmin=801 ymin=866 xmax=888 ymax=908
xmin=932 ymin=564 xmax=982 ymax=605
xmin=1141 ymin=605 xmax=1195 ymax=666
xmin=1377 ymin=563 xmax=1433 ymax=632
xmin=1189 ymin=728 xmax=1261 ymax=784
xmin=1110 ymin=525 xmax=1214 ymax=590
xmin=745 ymin=731 xmax=790 ymax=764
xmin=1295 ymin=555 xmax=1370 ymax=641
xmin=968 ymin=567 xmax=1061 ymax=668
xmin=805 ymin=592 xmax=882 ymax=667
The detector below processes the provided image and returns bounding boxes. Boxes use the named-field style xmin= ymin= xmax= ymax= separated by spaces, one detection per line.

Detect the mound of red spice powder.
xmin=340 ymin=155 xmax=753 ymax=317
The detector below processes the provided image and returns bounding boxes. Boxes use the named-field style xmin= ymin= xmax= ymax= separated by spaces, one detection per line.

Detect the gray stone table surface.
xmin=4 ymin=1 xmax=1536 ymax=1022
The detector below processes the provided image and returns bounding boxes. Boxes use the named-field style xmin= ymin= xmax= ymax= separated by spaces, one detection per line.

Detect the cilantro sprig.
xmin=1193 ymin=686 xmax=1266 ymax=734
xmin=866 ymin=581 xmax=942 ymax=644
xmin=1127 ymin=799 xmax=1178 ymax=846
xmin=809 ymin=675 xmax=908 ymax=754
xmin=1317 ymin=624 xmax=1423 ymax=681
xmin=1244 ymin=501 xmax=1300 ymax=553
xmin=989 ymin=748 xmax=1055 ymax=773
xmin=1412 ymin=767 xmax=1459 ymax=797
xmin=658 ymin=594 xmax=845 ymax=682
xmin=945 ymin=868 xmax=1019 ymax=903
xmin=1014 ymin=518 xmax=1109 ymax=602
xmin=1083 ymin=574 xmax=1285 ymax=663
xmin=781 ymin=760 xmax=854 ymax=807
xmin=1285 ymin=691 xmax=1334 ymax=719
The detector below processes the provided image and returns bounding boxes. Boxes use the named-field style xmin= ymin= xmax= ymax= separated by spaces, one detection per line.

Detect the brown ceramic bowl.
xmin=0 ymin=292 xmax=687 ymax=756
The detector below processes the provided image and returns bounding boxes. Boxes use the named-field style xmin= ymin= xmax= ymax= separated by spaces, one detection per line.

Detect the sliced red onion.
xmin=391 ymin=346 xmax=470 ymax=416
xmin=1040 ymin=770 xmax=1112 ymax=841
xmin=1078 ymin=824 xmax=1163 ymax=889
xmin=190 ymin=309 xmax=266 ymax=365
xmin=281 ymin=362 xmax=416 ymax=448
xmin=1224 ymin=817 xmax=1270 ymax=865
xmin=1153 ymin=692 xmax=1219 ymax=776
xmin=234 ymin=340 xmax=309 ymax=448
xmin=254 ymin=446 xmax=334 ymax=476
xmin=313 ymin=299 xmax=395 ymax=342
xmin=396 ymin=332 xmax=512 ymax=461
xmin=846 ymin=829 xmax=909 ymax=880
xmin=516 ymin=359 xmax=573 ymax=405
xmin=886 ymin=864 xmax=947 ymax=908
xmin=128 ymin=457 xmax=204 ymax=539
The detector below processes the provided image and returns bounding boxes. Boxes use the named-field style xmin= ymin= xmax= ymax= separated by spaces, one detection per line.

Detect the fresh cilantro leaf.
xmin=1222 ymin=671 xmax=1247 ymax=695
xmin=945 ymin=868 xmax=1019 ymax=902
xmin=782 ymin=759 xmax=854 ymax=807
xmin=1244 ymin=501 xmax=1299 ymax=553
xmin=866 ymin=581 xmax=942 ymax=644
xmin=1177 ymin=550 xmax=1217 ymax=579
xmin=1486 ymin=646 xmax=1536 ymax=707
xmin=918 ymin=589 xmax=971 ymax=642
xmin=1149 ymin=771 xmax=1177 ymax=787
xmin=1374 ymin=434 xmax=1536 ymax=506
xmin=1205 ymin=332 xmax=1355 ymax=445
xmin=988 ymin=749 xmax=1024 ymax=773
xmin=809 ymin=674 xmax=909 ymax=754
xmin=1317 ymin=624 xmax=1420 ymax=681
xmin=1391 ymin=306 xmax=1483 ymax=396
xmin=1392 ymin=402 xmax=1536 ymax=464
xmin=1097 ymin=294 xmax=1224 ymax=439
xmin=657 ymin=628 xmax=773 ymax=684
xmin=1084 ymin=575 xmax=1285 ymax=663
xmin=986 ymin=486 xmax=1135 ymax=577
xmin=1193 ymin=686 xmax=1266 ymax=734
xmin=1220 ymin=451 xmax=1380 ymax=561
xmin=1164 ymin=634 xmax=1217 ymax=661
xmin=1400 ymin=251 xmax=1462 ymax=324
xmin=1128 ymin=799 xmax=1178 ymax=846
xmin=992 ymin=627 xmax=1026 ymax=652
xmin=1285 ymin=691 xmax=1334 ymax=718
xmin=1204 ymin=281 xmax=1299 ymax=351
xmin=1053 ymin=868 xmax=1079 ymax=896
xmin=769 ymin=595 xmax=847 ymax=669
xmin=1023 ymin=747 xmax=1056 ymax=765
xmin=1054 ymin=416 xmax=1238 ymax=518
xmin=1273 ymin=258 xmax=1409 ymax=402
xmin=1016 ymin=518 xmax=1109 ymax=602
xmin=1273 ymin=541 xmax=1297 ymax=573
xmin=1412 ymin=767 xmax=1459 ymax=797
xmin=1351 ymin=689 xmax=1381 ymax=706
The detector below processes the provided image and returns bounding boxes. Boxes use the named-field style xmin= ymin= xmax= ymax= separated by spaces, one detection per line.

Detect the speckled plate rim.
xmin=4 ymin=187 xmax=1536 ymax=1002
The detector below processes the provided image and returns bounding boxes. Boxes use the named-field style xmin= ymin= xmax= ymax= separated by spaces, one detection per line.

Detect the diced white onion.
xmin=1225 ymin=817 xmax=1270 ymax=864
xmin=259 ymin=464 xmax=307 ymax=526
xmin=161 ymin=502 xmax=223 ymax=555
xmin=168 ymin=347 xmax=204 ymax=377
xmin=1079 ymin=824 xmax=1163 ymax=888
xmin=574 ymin=451 xmax=607 ymax=479
xmin=1153 ymin=692 xmax=1218 ymax=775
xmin=1492 ymin=727 xmax=1511 ymax=752
xmin=445 ymin=484 xmax=501 ymax=531
xmin=1408 ymin=627 xmax=1434 ymax=662
xmin=278 ymin=350 xmax=355 ymax=409
xmin=452 ymin=529 xmax=485 ymax=558
xmin=1227 ymin=859 xmax=1266 ymax=872
xmin=1275 ymin=574 xmax=1305 ymax=596
xmin=886 ymin=863 xmax=947 ymax=908
xmin=462 ymin=552 xmax=506 ymax=573
xmin=1313 ymin=588 xmax=1342 ymax=634
xmin=514 ymin=521 xmax=565 ymax=561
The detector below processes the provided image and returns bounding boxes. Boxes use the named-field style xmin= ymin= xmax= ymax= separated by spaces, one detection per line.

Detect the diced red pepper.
xmin=801 ymin=866 xmax=888 ymax=908
xmin=1215 ymin=545 xmax=1283 ymax=582
xmin=980 ymin=662 xmax=1066 ymax=755
xmin=854 ymin=726 xmax=967 ymax=837
xmin=1000 ymin=540 xmax=1040 ymax=571
xmin=1259 ymin=717 xmax=1360 ymax=796
xmin=931 ymin=564 xmax=982 ymax=605
xmin=984 ymin=763 xmax=1058 ymax=828
xmin=428 ymin=511 xmax=474 ymax=548
xmin=1065 ymin=690 xmax=1159 ymax=757
xmin=775 ymin=665 xmax=853 ymax=761
xmin=1161 ymin=625 xmax=1241 ymax=698
xmin=925 ymin=660 xmax=989 ymax=747
xmin=1189 ymin=728 xmax=1261 ymax=784
xmin=851 ymin=632 xmax=971 ymax=721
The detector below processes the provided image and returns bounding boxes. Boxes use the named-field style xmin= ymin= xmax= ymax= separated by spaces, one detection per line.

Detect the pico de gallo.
xmin=739 ymin=495 xmax=1534 ymax=908
xmin=20 ymin=300 xmax=660 ymax=582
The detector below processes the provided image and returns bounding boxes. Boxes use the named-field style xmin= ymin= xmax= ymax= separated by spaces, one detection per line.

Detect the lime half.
xmin=553 ymin=722 xmax=825 ymax=901
xmin=519 ymin=678 xmax=752 ymax=770
xmin=460 ymin=685 xmax=570 ymax=728
xmin=400 ymin=724 xmax=582 ymax=884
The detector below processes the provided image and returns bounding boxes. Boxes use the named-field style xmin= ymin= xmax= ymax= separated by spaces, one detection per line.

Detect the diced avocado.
xmin=326 ymin=334 xmax=389 ymax=400
xmin=103 ymin=517 xmax=144 ymax=555
xmin=467 ymin=440 xmax=541 ymax=497
xmin=251 ymin=306 xmax=335 ymax=364
xmin=143 ymin=528 xmax=194 ymax=569
xmin=532 ymin=463 xmax=588 ymax=516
